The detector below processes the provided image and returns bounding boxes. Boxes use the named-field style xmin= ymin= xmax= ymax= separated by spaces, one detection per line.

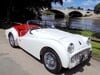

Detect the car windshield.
xmin=26 ymin=20 xmax=55 ymax=29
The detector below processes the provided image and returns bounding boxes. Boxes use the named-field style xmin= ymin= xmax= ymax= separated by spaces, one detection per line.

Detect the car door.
xmin=18 ymin=30 xmax=43 ymax=59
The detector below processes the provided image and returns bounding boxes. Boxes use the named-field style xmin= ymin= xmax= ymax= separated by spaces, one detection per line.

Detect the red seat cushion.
xmin=14 ymin=24 xmax=41 ymax=37
xmin=14 ymin=24 xmax=28 ymax=36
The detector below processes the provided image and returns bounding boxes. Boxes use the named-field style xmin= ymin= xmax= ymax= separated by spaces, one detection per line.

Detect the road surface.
xmin=0 ymin=29 xmax=100 ymax=75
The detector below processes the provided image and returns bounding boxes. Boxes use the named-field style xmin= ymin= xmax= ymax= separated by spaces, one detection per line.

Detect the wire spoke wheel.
xmin=44 ymin=52 xmax=57 ymax=70
xmin=42 ymin=49 xmax=62 ymax=74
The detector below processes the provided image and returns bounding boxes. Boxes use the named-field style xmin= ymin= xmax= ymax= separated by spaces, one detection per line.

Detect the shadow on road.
xmin=55 ymin=59 xmax=91 ymax=75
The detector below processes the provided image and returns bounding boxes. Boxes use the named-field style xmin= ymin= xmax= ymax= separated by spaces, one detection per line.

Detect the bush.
xmin=94 ymin=3 xmax=100 ymax=14
xmin=93 ymin=32 xmax=100 ymax=38
xmin=42 ymin=11 xmax=54 ymax=15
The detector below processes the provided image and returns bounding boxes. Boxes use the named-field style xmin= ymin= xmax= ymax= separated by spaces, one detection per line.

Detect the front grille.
xmin=71 ymin=48 xmax=90 ymax=63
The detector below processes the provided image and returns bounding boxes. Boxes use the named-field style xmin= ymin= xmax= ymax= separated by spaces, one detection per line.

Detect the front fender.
xmin=41 ymin=39 xmax=70 ymax=68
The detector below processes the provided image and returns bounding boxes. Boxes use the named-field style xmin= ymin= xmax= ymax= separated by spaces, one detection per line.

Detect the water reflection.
xmin=70 ymin=18 xmax=100 ymax=32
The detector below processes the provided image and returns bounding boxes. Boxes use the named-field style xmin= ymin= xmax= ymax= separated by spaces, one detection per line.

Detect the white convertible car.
xmin=5 ymin=20 xmax=92 ymax=74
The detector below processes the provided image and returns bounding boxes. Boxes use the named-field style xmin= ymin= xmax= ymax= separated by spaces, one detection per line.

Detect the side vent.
xmin=79 ymin=41 xmax=82 ymax=45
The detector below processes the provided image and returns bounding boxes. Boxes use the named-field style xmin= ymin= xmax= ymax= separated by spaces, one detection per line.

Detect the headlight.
xmin=87 ymin=38 xmax=91 ymax=45
xmin=68 ymin=43 xmax=74 ymax=54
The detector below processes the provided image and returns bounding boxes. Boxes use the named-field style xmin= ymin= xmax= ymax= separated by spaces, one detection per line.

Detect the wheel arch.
xmin=7 ymin=28 xmax=19 ymax=46
xmin=40 ymin=46 xmax=62 ymax=66
xmin=8 ymin=32 xmax=13 ymax=37
xmin=40 ymin=46 xmax=63 ymax=73
xmin=40 ymin=44 xmax=70 ymax=68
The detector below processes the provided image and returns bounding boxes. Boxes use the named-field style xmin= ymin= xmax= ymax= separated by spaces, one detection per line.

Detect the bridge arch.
xmin=50 ymin=9 xmax=65 ymax=19
xmin=68 ymin=11 xmax=83 ymax=17
xmin=51 ymin=8 xmax=87 ymax=17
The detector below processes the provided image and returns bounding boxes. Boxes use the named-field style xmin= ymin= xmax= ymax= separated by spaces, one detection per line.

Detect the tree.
xmin=68 ymin=6 xmax=74 ymax=9
xmin=94 ymin=3 xmax=100 ymax=14
xmin=0 ymin=0 xmax=63 ymax=22
xmin=87 ymin=9 xmax=93 ymax=11
xmin=10 ymin=0 xmax=63 ymax=9
xmin=77 ymin=7 xmax=83 ymax=10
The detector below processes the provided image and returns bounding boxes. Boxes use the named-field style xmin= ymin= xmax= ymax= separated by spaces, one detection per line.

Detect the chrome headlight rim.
xmin=87 ymin=37 xmax=91 ymax=45
xmin=67 ymin=43 xmax=74 ymax=54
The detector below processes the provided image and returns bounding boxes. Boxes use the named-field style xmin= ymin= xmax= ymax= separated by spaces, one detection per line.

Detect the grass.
xmin=63 ymin=29 xmax=100 ymax=39
xmin=62 ymin=29 xmax=100 ymax=58
xmin=92 ymin=41 xmax=100 ymax=58
xmin=64 ymin=29 xmax=93 ymax=37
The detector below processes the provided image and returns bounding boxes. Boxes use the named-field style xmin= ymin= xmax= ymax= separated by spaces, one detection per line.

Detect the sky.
xmin=52 ymin=0 xmax=100 ymax=10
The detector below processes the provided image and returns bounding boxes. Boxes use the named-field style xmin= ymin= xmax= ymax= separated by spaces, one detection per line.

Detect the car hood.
xmin=35 ymin=29 xmax=83 ymax=41
xmin=33 ymin=28 xmax=88 ymax=52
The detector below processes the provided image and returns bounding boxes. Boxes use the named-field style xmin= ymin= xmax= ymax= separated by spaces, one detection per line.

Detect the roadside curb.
xmin=91 ymin=37 xmax=100 ymax=42
xmin=92 ymin=56 xmax=100 ymax=61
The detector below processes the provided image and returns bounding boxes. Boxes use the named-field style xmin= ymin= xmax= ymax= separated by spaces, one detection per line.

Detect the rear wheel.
xmin=9 ymin=34 xmax=16 ymax=48
xmin=42 ymin=49 xmax=62 ymax=74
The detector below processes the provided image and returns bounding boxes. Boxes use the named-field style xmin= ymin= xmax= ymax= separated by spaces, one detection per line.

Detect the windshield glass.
xmin=26 ymin=20 xmax=55 ymax=29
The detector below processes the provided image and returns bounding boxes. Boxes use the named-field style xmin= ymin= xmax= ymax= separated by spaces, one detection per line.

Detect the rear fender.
xmin=5 ymin=28 xmax=19 ymax=46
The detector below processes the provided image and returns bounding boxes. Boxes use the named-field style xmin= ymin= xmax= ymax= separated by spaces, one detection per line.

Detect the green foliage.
xmin=92 ymin=41 xmax=100 ymax=58
xmin=63 ymin=29 xmax=94 ymax=37
xmin=80 ymin=30 xmax=93 ymax=37
xmin=42 ymin=11 xmax=54 ymax=15
xmin=9 ymin=0 xmax=63 ymax=9
xmin=77 ymin=6 xmax=83 ymax=10
xmin=94 ymin=3 xmax=100 ymax=14
xmin=0 ymin=0 xmax=63 ymax=21
xmin=93 ymin=32 xmax=100 ymax=38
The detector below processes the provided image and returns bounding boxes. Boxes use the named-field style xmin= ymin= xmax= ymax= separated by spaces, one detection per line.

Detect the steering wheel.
xmin=29 ymin=26 xmax=41 ymax=34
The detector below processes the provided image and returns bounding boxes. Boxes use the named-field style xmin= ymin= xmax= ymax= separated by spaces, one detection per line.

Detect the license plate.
xmin=79 ymin=51 xmax=88 ymax=62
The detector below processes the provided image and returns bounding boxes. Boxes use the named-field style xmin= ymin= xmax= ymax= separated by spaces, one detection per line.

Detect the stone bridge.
xmin=50 ymin=8 xmax=93 ymax=17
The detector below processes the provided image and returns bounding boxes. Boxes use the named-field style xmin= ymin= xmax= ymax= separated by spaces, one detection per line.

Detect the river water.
xmin=70 ymin=18 xmax=100 ymax=33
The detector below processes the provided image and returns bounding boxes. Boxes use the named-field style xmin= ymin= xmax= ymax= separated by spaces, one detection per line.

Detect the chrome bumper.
xmin=69 ymin=48 xmax=92 ymax=68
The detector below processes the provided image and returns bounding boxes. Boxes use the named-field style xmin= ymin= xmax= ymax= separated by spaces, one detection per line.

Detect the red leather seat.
xmin=14 ymin=24 xmax=28 ymax=36
xmin=14 ymin=24 xmax=41 ymax=37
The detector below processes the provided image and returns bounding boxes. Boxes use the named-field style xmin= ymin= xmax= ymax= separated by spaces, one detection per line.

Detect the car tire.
xmin=9 ymin=34 xmax=16 ymax=48
xmin=42 ymin=48 xmax=62 ymax=74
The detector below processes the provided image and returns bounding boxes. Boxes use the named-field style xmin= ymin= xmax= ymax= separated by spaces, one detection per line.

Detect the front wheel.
xmin=42 ymin=49 xmax=62 ymax=74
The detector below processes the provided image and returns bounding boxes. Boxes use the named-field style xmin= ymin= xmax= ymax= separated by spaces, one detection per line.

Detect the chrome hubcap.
xmin=44 ymin=52 xmax=57 ymax=70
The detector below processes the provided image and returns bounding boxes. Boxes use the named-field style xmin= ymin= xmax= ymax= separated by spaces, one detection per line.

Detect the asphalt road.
xmin=0 ymin=29 xmax=100 ymax=75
